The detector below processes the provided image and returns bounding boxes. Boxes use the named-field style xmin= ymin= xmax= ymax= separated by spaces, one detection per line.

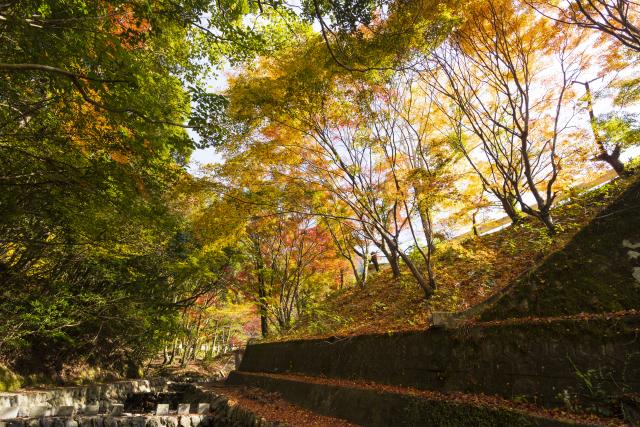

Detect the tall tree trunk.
xmin=162 ymin=346 xmax=169 ymax=365
xmin=417 ymin=201 xmax=435 ymax=252
xmin=168 ymin=338 xmax=177 ymax=365
xmin=179 ymin=340 xmax=188 ymax=367
xmin=582 ymin=81 xmax=625 ymax=175
xmin=378 ymin=239 xmax=401 ymax=278
xmin=258 ymin=282 xmax=269 ymax=338
xmin=211 ymin=330 xmax=219 ymax=358
xmin=360 ymin=244 xmax=369 ymax=288
xmin=253 ymin=239 xmax=270 ymax=338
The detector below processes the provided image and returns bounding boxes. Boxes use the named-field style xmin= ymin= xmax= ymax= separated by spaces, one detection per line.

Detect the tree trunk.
xmin=397 ymin=248 xmax=433 ymax=299
xmin=597 ymin=146 xmax=625 ymax=176
xmin=253 ymin=242 xmax=270 ymax=338
xmin=582 ymin=81 xmax=625 ymax=176
xmin=388 ymin=252 xmax=401 ymax=278
xmin=539 ymin=211 xmax=556 ymax=235
xmin=360 ymin=244 xmax=369 ymax=288
xmin=417 ymin=202 xmax=435 ymax=252
xmin=258 ymin=285 xmax=269 ymax=338
xmin=162 ymin=346 xmax=169 ymax=365
xmin=168 ymin=338 xmax=177 ymax=365
xmin=497 ymin=195 xmax=522 ymax=224
xmin=472 ymin=210 xmax=480 ymax=236
xmin=371 ymin=253 xmax=380 ymax=272
xmin=383 ymin=235 xmax=434 ymax=299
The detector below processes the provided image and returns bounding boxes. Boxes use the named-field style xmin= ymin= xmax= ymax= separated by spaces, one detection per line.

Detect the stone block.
xmin=430 ymin=312 xmax=461 ymax=329
xmin=110 ymin=405 xmax=123 ymax=417
xmin=161 ymin=417 xmax=177 ymax=427
xmin=155 ymin=405 xmax=169 ymax=416
xmin=129 ymin=416 xmax=145 ymax=427
xmin=29 ymin=406 xmax=51 ymax=417
xmin=0 ymin=407 xmax=19 ymax=420
xmin=83 ymin=405 xmax=99 ymax=416
xmin=195 ymin=404 xmax=209 ymax=416
xmin=55 ymin=407 xmax=75 ymax=417
xmin=176 ymin=405 xmax=189 ymax=416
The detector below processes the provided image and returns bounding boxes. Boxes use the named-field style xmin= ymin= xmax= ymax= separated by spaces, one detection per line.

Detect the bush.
xmin=0 ymin=364 xmax=22 ymax=392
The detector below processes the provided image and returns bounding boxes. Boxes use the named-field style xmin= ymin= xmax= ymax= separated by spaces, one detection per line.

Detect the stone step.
xmin=227 ymin=371 xmax=615 ymax=427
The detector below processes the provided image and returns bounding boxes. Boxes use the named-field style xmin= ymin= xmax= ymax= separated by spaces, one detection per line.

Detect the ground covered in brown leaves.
xmin=237 ymin=372 xmax=626 ymax=427
xmin=202 ymin=383 xmax=358 ymax=426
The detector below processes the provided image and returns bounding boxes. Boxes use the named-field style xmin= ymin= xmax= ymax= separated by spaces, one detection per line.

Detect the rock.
xmin=144 ymin=418 xmax=160 ymax=427
xmin=162 ymin=416 xmax=177 ymax=427
xmin=154 ymin=406 xmax=168 ymax=417
xmin=0 ymin=407 xmax=19 ymax=420
xmin=430 ymin=312 xmax=461 ymax=329
xmin=103 ymin=417 xmax=117 ymax=427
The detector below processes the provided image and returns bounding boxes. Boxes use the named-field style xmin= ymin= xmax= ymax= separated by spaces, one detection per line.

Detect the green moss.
xmin=404 ymin=396 xmax=563 ymax=427
xmin=0 ymin=364 xmax=23 ymax=392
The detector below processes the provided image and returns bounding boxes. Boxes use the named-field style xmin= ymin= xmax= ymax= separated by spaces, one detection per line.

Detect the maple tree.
xmin=425 ymin=0 xmax=593 ymax=233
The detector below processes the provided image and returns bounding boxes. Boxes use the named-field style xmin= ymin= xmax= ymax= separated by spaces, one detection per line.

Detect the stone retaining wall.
xmin=238 ymin=315 xmax=640 ymax=406
xmin=227 ymin=371 xmax=600 ymax=427
xmin=0 ymin=386 xmax=283 ymax=427
xmin=0 ymin=380 xmax=167 ymax=418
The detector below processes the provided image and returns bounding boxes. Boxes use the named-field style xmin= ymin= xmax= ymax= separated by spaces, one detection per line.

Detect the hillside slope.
xmin=271 ymin=170 xmax=640 ymax=341
xmin=479 ymin=175 xmax=640 ymax=320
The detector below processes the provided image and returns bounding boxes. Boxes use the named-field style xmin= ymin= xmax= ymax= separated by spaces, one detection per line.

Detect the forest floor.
xmin=269 ymin=167 xmax=640 ymax=342
xmin=202 ymin=383 xmax=358 ymax=426
xmin=147 ymin=354 xmax=237 ymax=382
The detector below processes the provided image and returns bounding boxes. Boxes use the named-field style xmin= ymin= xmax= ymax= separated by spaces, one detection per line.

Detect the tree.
xmin=0 ymin=0 xmax=292 ymax=375
xmin=527 ymin=0 xmax=640 ymax=53
xmin=225 ymin=33 xmax=453 ymax=298
xmin=426 ymin=0 xmax=589 ymax=233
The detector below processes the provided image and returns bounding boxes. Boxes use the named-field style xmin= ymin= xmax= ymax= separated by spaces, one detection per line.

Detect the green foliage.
xmin=0 ymin=0 xmax=294 ymax=377
xmin=597 ymin=112 xmax=640 ymax=150
xmin=301 ymin=0 xmax=389 ymax=33
xmin=427 ymin=285 xmax=462 ymax=312
xmin=0 ymin=364 xmax=23 ymax=392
